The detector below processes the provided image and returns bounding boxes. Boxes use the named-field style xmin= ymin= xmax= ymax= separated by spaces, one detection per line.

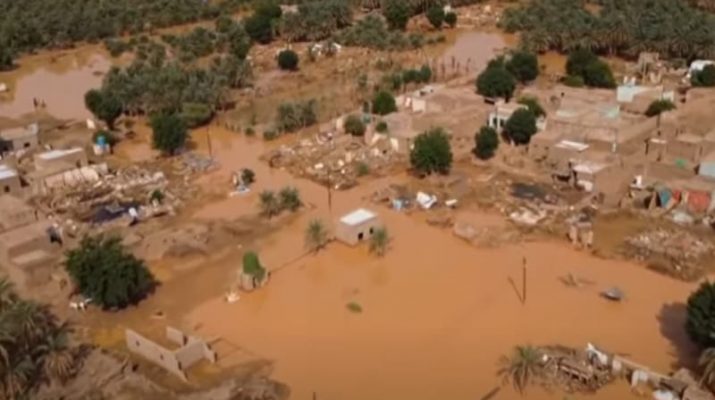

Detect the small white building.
xmin=0 ymin=164 xmax=21 ymax=194
xmin=335 ymin=208 xmax=382 ymax=246
xmin=0 ymin=123 xmax=39 ymax=152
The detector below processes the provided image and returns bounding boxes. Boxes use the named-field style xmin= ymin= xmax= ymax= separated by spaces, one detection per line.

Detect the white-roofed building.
xmin=335 ymin=208 xmax=382 ymax=246
xmin=0 ymin=164 xmax=21 ymax=194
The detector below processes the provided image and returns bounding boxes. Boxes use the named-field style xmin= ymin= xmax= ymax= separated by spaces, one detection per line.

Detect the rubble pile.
xmin=625 ymin=228 xmax=714 ymax=280
xmin=539 ymin=346 xmax=614 ymax=393
xmin=265 ymin=133 xmax=400 ymax=189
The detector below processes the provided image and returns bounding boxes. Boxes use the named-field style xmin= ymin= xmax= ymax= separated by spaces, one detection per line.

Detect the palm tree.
xmin=497 ymin=345 xmax=543 ymax=394
xmin=40 ymin=324 xmax=76 ymax=385
xmin=2 ymin=355 xmax=33 ymax=399
xmin=369 ymin=227 xmax=389 ymax=256
xmin=0 ymin=279 xmax=17 ymax=310
xmin=279 ymin=186 xmax=302 ymax=212
xmin=258 ymin=190 xmax=281 ymax=218
xmin=8 ymin=301 xmax=50 ymax=349
xmin=305 ymin=219 xmax=329 ymax=253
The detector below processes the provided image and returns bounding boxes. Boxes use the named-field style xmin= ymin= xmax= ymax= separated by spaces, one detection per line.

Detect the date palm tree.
xmin=369 ymin=227 xmax=389 ymax=257
xmin=305 ymin=219 xmax=329 ymax=253
xmin=2 ymin=355 xmax=33 ymax=399
xmin=40 ymin=324 xmax=76 ymax=385
xmin=497 ymin=345 xmax=543 ymax=394
xmin=258 ymin=190 xmax=281 ymax=218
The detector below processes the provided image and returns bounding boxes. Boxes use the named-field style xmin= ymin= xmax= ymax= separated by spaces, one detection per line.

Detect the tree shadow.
xmin=657 ymin=302 xmax=700 ymax=370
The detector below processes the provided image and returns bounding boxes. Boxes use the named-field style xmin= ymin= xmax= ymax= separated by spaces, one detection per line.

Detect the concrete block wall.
xmin=125 ymin=329 xmax=188 ymax=381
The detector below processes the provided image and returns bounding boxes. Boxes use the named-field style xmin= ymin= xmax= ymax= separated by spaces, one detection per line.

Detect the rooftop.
xmin=675 ymin=133 xmax=703 ymax=144
xmin=572 ymin=160 xmax=609 ymax=174
xmin=37 ymin=147 xmax=83 ymax=160
xmin=555 ymin=140 xmax=589 ymax=152
xmin=0 ymin=123 xmax=38 ymax=141
xmin=0 ymin=164 xmax=18 ymax=180
xmin=340 ymin=208 xmax=377 ymax=226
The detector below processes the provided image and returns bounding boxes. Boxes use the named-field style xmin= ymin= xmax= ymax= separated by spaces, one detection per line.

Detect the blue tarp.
xmin=658 ymin=188 xmax=672 ymax=207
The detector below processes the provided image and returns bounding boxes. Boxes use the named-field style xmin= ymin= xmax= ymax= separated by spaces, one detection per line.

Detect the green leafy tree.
xmin=84 ymin=89 xmax=123 ymax=130
xmin=151 ymin=114 xmax=188 ymax=155
xmin=245 ymin=12 xmax=275 ymax=44
xmin=418 ymin=64 xmax=432 ymax=82
xmin=517 ymin=96 xmax=546 ymax=118
xmin=645 ymin=99 xmax=676 ymax=117
xmin=687 ymin=281 xmax=715 ymax=347
xmin=376 ymin=121 xmax=389 ymax=133
xmin=410 ymin=127 xmax=453 ymax=175
xmin=583 ymin=59 xmax=616 ymax=88
xmin=277 ymin=49 xmax=299 ymax=71
xmin=344 ymin=114 xmax=366 ymax=136
xmin=427 ymin=5 xmax=445 ymax=29
xmin=228 ymin=24 xmax=252 ymax=60
xmin=474 ymin=126 xmax=499 ymax=160
xmin=242 ymin=251 xmax=266 ymax=281
xmin=497 ymin=345 xmax=543 ymax=394
xmin=259 ymin=190 xmax=281 ymax=218
xmin=505 ymin=109 xmax=537 ymax=145
xmin=305 ymin=219 xmax=329 ymax=253
xmin=369 ymin=227 xmax=389 ymax=256
xmin=279 ymin=186 xmax=302 ymax=211
xmin=692 ymin=65 xmax=715 ymax=87
xmin=566 ymin=48 xmax=598 ymax=78
xmin=506 ymin=51 xmax=539 ymax=83
xmin=476 ymin=64 xmax=516 ymax=101
xmin=65 ymin=235 xmax=154 ymax=309
xmin=372 ymin=90 xmax=398 ymax=115
xmin=444 ymin=12 xmax=457 ymax=28
xmin=383 ymin=0 xmax=411 ymax=30
xmin=180 ymin=102 xmax=213 ymax=128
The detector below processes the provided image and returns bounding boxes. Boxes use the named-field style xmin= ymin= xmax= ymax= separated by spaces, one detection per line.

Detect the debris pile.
xmin=624 ymin=228 xmax=714 ymax=280
xmin=540 ymin=345 xmax=614 ymax=393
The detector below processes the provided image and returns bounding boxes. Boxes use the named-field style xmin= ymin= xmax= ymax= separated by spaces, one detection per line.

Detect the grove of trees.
xmin=276 ymin=99 xmax=318 ymax=133
xmin=84 ymin=89 xmax=123 ymax=130
xmin=501 ymin=0 xmax=715 ymax=60
xmin=280 ymin=0 xmax=353 ymax=42
xmin=65 ymin=235 xmax=155 ymax=310
xmin=410 ymin=127 xmax=453 ymax=175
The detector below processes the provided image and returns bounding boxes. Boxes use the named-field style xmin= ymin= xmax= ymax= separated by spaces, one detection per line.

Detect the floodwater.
xmin=439 ymin=31 xmax=508 ymax=73
xmin=177 ymin=126 xmax=698 ymax=400
xmin=0 ymin=47 xmax=111 ymax=121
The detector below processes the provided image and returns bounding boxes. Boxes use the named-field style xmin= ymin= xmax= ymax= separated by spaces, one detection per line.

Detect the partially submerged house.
xmin=0 ymin=123 xmax=39 ymax=152
xmin=125 ymin=326 xmax=217 ymax=382
xmin=0 ymin=164 xmax=21 ymax=194
xmin=0 ymin=220 xmax=57 ymax=288
xmin=335 ymin=208 xmax=382 ymax=246
xmin=0 ymin=195 xmax=37 ymax=232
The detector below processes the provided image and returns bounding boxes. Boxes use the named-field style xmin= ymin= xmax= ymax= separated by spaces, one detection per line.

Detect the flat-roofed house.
xmin=0 ymin=123 xmax=39 ymax=152
xmin=0 ymin=164 xmax=21 ymax=194
xmin=335 ymin=208 xmax=382 ymax=246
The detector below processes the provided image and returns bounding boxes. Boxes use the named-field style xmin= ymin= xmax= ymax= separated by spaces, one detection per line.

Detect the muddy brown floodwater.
xmin=0 ymin=46 xmax=111 ymax=121
xmin=438 ymin=31 xmax=508 ymax=72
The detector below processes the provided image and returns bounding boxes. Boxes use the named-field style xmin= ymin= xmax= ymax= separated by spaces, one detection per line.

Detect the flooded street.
xmin=0 ymin=47 xmax=111 ymax=121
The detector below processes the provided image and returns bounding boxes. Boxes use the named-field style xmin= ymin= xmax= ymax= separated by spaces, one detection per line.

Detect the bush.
xmin=151 ymin=113 xmax=188 ymax=155
xmin=241 ymin=168 xmax=256 ymax=185
xmin=276 ymin=99 xmax=317 ymax=133
xmin=259 ymin=190 xmax=281 ymax=217
xmin=279 ymin=186 xmax=302 ymax=211
xmin=418 ymin=64 xmax=432 ymax=83
xmin=504 ymin=109 xmax=537 ymax=145
xmin=427 ymin=5 xmax=445 ymax=29
xmin=517 ymin=96 xmax=546 ymax=118
xmin=263 ymin=129 xmax=278 ymax=140
xmin=506 ymin=51 xmax=539 ymax=83
xmin=476 ymin=63 xmax=516 ymax=100
xmin=376 ymin=120 xmax=388 ymax=133
xmin=692 ymin=64 xmax=715 ymax=87
xmin=383 ymin=0 xmax=411 ymax=31
xmin=277 ymin=49 xmax=299 ymax=71
xmin=444 ymin=12 xmax=457 ymax=28
xmin=245 ymin=12 xmax=275 ymax=44
xmin=410 ymin=127 xmax=453 ymax=175
xmin=566 ymin=48 xmax=598 ymax=78
xmin=356 ymin=162 xmax=370 ymax=176
xmin=687 ymin=281 xmax=715 ymax=347
xmin=344 ymin=114 xmax=366 ymax=136
xmin=372 ymin=90 xmax=398 ymax=115
xmin=565 ymin=49 xmax=615 ymax=88
xmin=645 ymin=99 xmax=676 ymax=117
xmin=474 ymin=126 xmax=499 ymax=160
xmin=180 ymin=102 xmax=213 ymax=128
xmin=65 ymin=235 xmax=154 ymax=309
xmin=583 ymin=59 xmax=616 ymax=88
xmin=242 ymin=251 xmax=266 ymax=281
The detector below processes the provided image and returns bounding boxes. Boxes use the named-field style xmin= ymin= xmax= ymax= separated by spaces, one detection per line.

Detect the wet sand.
xmin=0 ymin=46 xmax=111 ymax=121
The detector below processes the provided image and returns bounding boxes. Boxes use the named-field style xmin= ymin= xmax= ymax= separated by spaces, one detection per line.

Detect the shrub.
xmin=383 ymin=0 xmax=411 ymax=30
xmin=277 ymin=49 xmax=299 ymax=71
xmin=504 ymin=109 xmax=537 ymax=145
xmin=259 ymin=190 xmax=280 ymax=217
xmin=356 ymin=162 xmax=370 ymax=176
xmin=506 ymin=51 xmax=539 ymax=83
xmin=410 ymin=127 xmax=453 ymax=175
xmin=418 ymin=64 xmax=432 ymax=83
xmin=687 ymin=281 xmax=715 ymax=347
xmin=180 ymin=102 xmax=213 ymax=128
xmin=517 ymin=96 xmax=546 ymax=118
xmin=263 ymin=129 xmax=278 ymax=140
xmin=566 ymin=48 xmax=598 ymax=78
xmin=347 ymin=302 xmax=363 ymax=313
xmin=474 ymin=126 xmax=499 ymax=160
xmin=344 ymin=114 xmax=366 ymax=136
xmin=241 ymin=168 xmax=256 ymax=185
xmin=427 ymin=5 xmax=445 ymax=29
xmin=376 ymin=120 xmax=388 ymax=133
xmin=476 ymin=63 xmax=516 ymax=100
xmin=151 ymin=113 xmax=188 ymax=155
xmin=692 ymin=64 xmax=715 ymax=87
xmin=65 ymin=235 xmax=154 ymax=309
xmin=563 ymin=75 xmax=585 ymax=87
xmin=372 ymin=91 xmax=397 ymax=115
xmin=242 ymin=251 xmax=266 ymax=281
xmin=645 ymin=99 xmax=676 ymax=117
xmin=245 ymin=12 xmax=275 ymax=44
xmin=444 ymin=12 xmax=457 ymax=28
xmin=565 ymin=49 xmax=615 ymax=88
xmin=305 ymin=219 xmax=329 ymax=253
xmin=276 ymin=100 xmax=317 ymax=132
xmin=279 ymin=186 xmax=302 ymax=211
xmin=583 ymin=59 xmax=616 ymax=88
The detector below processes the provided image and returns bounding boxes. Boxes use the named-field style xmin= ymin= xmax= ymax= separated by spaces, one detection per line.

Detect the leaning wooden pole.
xmin=522 ymin=256 xmax=527 ymax=305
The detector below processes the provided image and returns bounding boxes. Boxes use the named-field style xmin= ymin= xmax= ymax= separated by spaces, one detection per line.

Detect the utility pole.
xmin=522 ymin=256 xmax=527 ymax=305
xmin=207 ymin=125 xmax=213 ymax=159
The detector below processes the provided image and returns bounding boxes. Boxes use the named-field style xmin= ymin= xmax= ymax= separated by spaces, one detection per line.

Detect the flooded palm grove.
xmin=0 ymin=3 xmax=711 ymax=400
